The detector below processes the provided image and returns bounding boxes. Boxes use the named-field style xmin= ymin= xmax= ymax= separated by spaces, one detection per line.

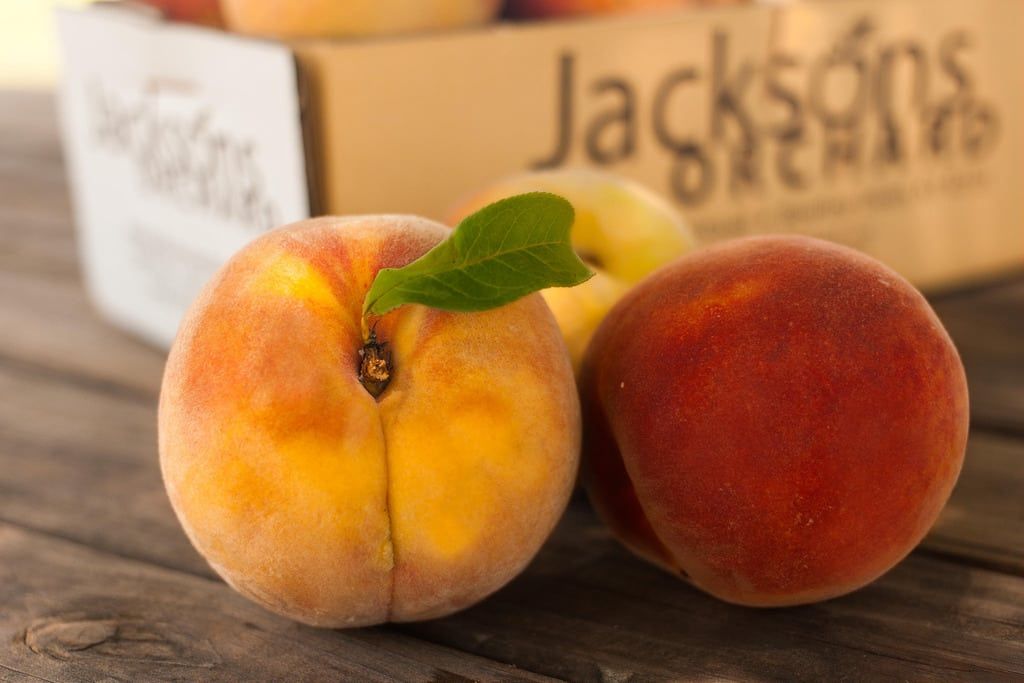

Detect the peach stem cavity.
xmin=358 ymin=329 xmax=392 ymax=398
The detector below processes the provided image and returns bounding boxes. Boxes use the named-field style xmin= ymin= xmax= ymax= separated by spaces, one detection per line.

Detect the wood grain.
xmin=0 ymin=523 xmax=554 ymax=683
xmin=0 ymin=92 xmax=78 ymax=284
xmin=0 ymin=358 xmax=202 ymax=576
xmin=927 ymin=431 xmax=1024 ymax=575
xmin=932 ymin=282 xmax=1024 ymax=434
xmin=404 ymin=505 xmax=1024 ymax=681
xmin=0 ymin=268 xmax=163 ymax=399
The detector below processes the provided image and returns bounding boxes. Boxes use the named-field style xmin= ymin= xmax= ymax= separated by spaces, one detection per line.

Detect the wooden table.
xmin=1 ymin=90 xmax=1022 ymax=682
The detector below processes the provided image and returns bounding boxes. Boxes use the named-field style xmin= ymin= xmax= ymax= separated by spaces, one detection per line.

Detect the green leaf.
xmin=363 ymin=192 xmax=593 ymax=317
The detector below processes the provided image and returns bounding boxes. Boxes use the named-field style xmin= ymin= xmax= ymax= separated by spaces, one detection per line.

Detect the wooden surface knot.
xmin=23 ymin=614 xmax=221 ymax=669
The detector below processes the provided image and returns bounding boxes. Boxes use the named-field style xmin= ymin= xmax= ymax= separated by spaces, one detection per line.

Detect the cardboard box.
xmin=58 ymin=0 xmax=1024 ymax=347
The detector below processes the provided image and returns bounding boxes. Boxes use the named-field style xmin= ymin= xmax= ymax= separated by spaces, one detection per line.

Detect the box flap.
xmin=56 ymin=5 xmax=309 ymax=347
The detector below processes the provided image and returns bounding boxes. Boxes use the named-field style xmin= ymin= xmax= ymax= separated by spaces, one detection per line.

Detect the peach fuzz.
xmin=159 ymin=215 xmax=580 ymax=626
xmin=220 ymin=0 xmax=503 ymax=39
xmin=580 ymin=235 xmax=969 ymax=606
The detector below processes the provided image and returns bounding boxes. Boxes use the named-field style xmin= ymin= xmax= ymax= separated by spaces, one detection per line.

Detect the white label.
xmin=57 ymin=6 xmax=309 ymax=347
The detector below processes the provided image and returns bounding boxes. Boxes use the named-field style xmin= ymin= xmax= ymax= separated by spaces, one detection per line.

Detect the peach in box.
xmin=505 ymin=0 xmax=746 ymax=19
xmin=159 ymin=215 xmax=580 ymax=626
xmin=581 ymin=235 xmax=969 ymax=606
xmin=140 ymin=0 xmax=224 ymax=27
xmin=221 ymin=0 xmax=503 ymax=38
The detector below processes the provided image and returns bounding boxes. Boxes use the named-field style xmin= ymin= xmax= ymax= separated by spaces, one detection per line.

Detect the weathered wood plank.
xmin=0 ymin=523 xmax=555 ymax=683
xmin=0 ymin=268 xmax=163 ymax=399
xmin=0 ymin=91 xmax=64 ymax=158
xmin=927 ymin=431 xmax=1024 ymax=575
xmin=932 ymin=281 xmax=1024 ymax=434
xmin=0 ymin=196 xmax=79 ymax=283
xmin=0 ymin=91 xmax=79 ymax=282
xmin=0 ymin=358 xmax=203 ymax=576
xmin=403 ymin=505 xmax=1024 ymax=682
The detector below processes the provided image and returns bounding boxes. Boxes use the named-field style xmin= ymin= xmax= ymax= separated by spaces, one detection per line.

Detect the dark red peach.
xmin=581 ymin=235 xmax=969 ymax=606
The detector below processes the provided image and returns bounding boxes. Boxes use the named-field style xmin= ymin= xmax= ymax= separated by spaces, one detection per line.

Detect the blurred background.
xmin=0 ymin=0 xmax=92 ymax=88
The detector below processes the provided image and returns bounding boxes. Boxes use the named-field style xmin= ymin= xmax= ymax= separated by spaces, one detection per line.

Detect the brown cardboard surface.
xmin=293 ymin=0 xmax=1024 ymax=288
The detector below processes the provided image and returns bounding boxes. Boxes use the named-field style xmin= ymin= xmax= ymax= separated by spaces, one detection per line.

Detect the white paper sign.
xmin=57 ymin=6 xmax=310 ymax=348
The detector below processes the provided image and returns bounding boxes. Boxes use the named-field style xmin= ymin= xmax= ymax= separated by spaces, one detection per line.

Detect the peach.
xmin=140 ymin=0 xmax=224 ymax=27
xmin=159 ymin=215 xmax=580 ymax=626
xmin=447 ymin=169 xmax=693 ymax=374
xmin=505 ymin=0 xmax=746 ymax=20
xmin=220 ymin=0 xmax=503 ymax=39
xmin=581 ymin=235 xmax=969 ymax=606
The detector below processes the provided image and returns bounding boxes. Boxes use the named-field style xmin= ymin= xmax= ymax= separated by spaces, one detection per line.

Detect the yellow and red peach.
xmin=581 ymin=235 xmax=969 ymax=606
xmin=159 ymin=215 xmax=580 ymax=626
xmin=447 ymin=169 xmax=694 ymax=374
xmin=220 ymin=0 xmax=503 ymax=39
